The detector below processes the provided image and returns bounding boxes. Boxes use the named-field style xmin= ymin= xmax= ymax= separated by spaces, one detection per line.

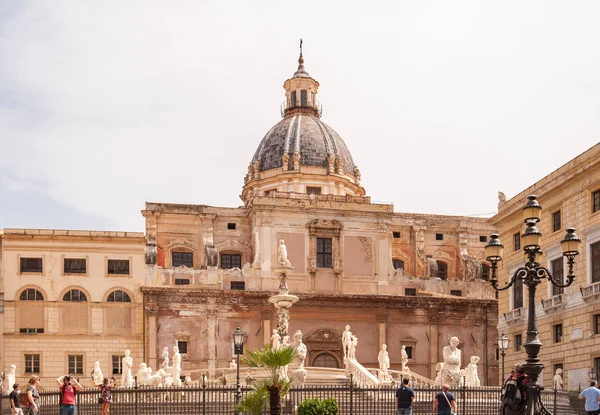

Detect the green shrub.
xmin=297 ymin=397 xmax=339 ymax=415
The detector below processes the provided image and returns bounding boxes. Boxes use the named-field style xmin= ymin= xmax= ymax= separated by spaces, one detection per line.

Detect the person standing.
xmin=433 ymin=384 xmax=457 ymax=415
xmin=99 ymin=377 xmax=115 ymax=415
xmin=56 ymin=374 xmax=82 ymax=415
xmin=578 ymin=380 xmax=600 ymax=415
xmin=501 ymin=365 xmax=528 ymax=415
xmin=9 ymin=383 xmax=23 ymax=415
xmin=23 ymin=375 xmax=40 ymax=415
xmin=395 ymin=378 xmax=415 ymax=415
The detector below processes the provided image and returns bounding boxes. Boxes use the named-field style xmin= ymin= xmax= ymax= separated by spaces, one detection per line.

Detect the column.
xmin=205 ymin=307 xmax=219 ymax=378
xmin=146 ymin=305 xmax=158 ymax=370
xmin=261 ymin=310 xmax=273 ymax=346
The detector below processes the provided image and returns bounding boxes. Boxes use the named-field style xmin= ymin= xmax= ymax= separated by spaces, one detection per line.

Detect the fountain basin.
xmin=269 ymin=294 xmax=299 ymax=308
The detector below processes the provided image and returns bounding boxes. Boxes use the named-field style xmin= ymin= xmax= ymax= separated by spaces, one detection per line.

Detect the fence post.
xmin=461 ymin=381 xmax=466 ymax=415
xmin=349 ymin=373 xmax=353 ymax=415
xmin=553 ymin=381 xmax=557 ymax=414
xmin=202 ymin=374 xmax=207 ymax=415
xmin=134 ymin=376 xmax=139 ymax=415
xmin=578 ymin=384 xmax=582 ymax=415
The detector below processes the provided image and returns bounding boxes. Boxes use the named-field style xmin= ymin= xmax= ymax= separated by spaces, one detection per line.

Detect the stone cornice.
xmin=143 ymin=202 xmax=247 ymax=216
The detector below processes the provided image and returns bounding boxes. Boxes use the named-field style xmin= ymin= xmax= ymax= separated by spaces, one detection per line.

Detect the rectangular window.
xmin=227 ymin=223 xmax=236 ymax=230
xmin=300 ymin=90 xmax=307 ymax=106
xmin=595 ymin=357 xmax=600 ymax=382
xmin=495 ymin=348 xmax=499 ymax=360
xmin=20 ymin=328 xmax=44 ymax=334
xmin=481 ymin=265 xmax=490 ymax=281
xmin=593 ymin=190 xmax=600 ymax=213
xmin=221 ymin=254 xmax=241 ymax=269
xmin=24 ymin=354 xmax=40 ymax=374
xmin=177 ymin=341 xmax=188 ymax=355
xmin=108 ymin=259 xmax=130 ymax=275
xmin=393 ymin=259 xmax=404 ymax=271
xmin=393 ymin=231 xmax=401 ymax=239
xmin=20 ymin=258 xmax=42 ymax=273
xmin=172 ymin=252 xmax=193 ymax=268
xmin=514 ymin=232 xmax=521 ymax=251
xmin=450 ymin=290 xmax=462 ymax=297
xmin=592 ymin=241 xmax=600 ymax=283
xmin=515 ymin=334 xmax=522 ymax=352
xmin=553 ymin=324 xmax=563 ymax=343
xmin=112 ymin=355 xmax=123 ymax=375
xmin=405 ymin=288 xmax=417 ymax=296
xmin=64 ymin=258 xmax=86 ymax=274
xmin=405 ymin=346 xmax=413 ymax=359
xmin=316 ymin=238 xmax=333 ymax=268
xmin=307 ymin=186 xmax=321 ymax=195
xmin=437 ymin=262 xmax=448 ymax=280
xmin=230 ymin=281 xmax=245 ymax=290
xmin=551 ymin=258 xmax=564 ymax=296
xmin=479 ymin=236 xmax=487 ymax=243
xmin=174 ymin=279 xmax=190 ymax=285
xmin=594 ymin=314 xmax=600 ymax=335
xmin=514 ymin=278 xmax=524 ymax=309
xmin=552 ymin=211 xmax=561 ymax=232
xmin=435 ymin=233 xmax=444 ymax=241
xmin=68 ymin=355 xmax=84 ymax=375
xmin=290 ymin=91 xmax=297 ymax=108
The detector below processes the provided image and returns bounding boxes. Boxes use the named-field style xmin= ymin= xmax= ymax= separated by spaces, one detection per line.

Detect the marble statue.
xmin=121 ymin=350 xmax=133 ymax=387
xmin=172 ymin=345 xmax=182 ymax=386
xmin=277 ymin=308 xmax=290 ymax=337
xmin=161 ymin=347 xmax=169 ymax=369
xmin=137 ymin=362 xmax=163 ymax=386
xmin=6 ymin=365 xmax=15 ymax=392
xmin=498 ymin=191 xmax=507 ymax=206
xmin=434 ymin=362 xmax=444 ymax=386
xmin=465 ymin=356 xmax=481 ymax=387
xmin=91 ymin=361 xmax=104 ymax=386
xmin=281 ymin=335 xmax=290 ymax=349
xmin=230 ymin=359 xmax=237 ymax=370
xmin=292 ymin=330 xmax=307 ymax=369
xmin=342 ymin=325 xmax=353 ymax=359
xmin=377 ymin=344 xmax=390 ymax=382
xmin=277 ymin=240 xmax=291 ymax=267
xmin=401 ymin=345 xmax=409 ymax=372
xmin=554 ymin=368 xmax=563 ymax=390
xmin=348 ymin=335 xmax=358 ymax=359
xmin=441 ymin=337 xmax=462 ymax=387
xmin=271 ymin=329 xmax=281 ymax=350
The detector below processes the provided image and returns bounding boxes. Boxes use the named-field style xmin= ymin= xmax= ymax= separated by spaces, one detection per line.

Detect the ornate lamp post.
xmin=233 ymin=326 xmax=244 ymax=413
xmin=589 ymin=367 xmax=597 ymax=382
xmin=498 ymin=332 xmax=510 ymax=386
xmin=485 ymin=195 xmax=581 ymax=415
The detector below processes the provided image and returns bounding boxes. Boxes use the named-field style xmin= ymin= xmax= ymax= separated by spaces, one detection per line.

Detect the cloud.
xmin=1 ymin=1 xmax=599 ymax=230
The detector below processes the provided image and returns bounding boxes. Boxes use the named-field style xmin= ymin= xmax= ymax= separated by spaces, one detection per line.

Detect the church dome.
xmin=242 ymin=48 xmax=364 ymax=203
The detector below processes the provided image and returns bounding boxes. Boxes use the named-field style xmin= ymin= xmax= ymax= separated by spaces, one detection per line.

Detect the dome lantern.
xmin=281 ymin=40 xmax=322 ymax=118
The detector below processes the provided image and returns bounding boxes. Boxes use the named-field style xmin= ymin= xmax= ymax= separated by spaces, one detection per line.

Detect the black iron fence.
xmin=0 ymin=382 xmax=584 ymax=414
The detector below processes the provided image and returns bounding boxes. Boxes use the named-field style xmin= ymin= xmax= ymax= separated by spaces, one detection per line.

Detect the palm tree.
xmin=237 ymin=344 xmax=297 ymax=415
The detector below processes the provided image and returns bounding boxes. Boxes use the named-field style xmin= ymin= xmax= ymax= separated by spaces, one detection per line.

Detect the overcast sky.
xmin=1 ymin=1 xmax=599 ymax=232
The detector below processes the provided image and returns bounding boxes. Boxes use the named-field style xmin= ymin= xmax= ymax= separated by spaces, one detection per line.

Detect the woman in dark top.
xmin=99 ymin=377 xmax=115 ymax=415
xmin=24 ymin=375 xmax=40 ymax=415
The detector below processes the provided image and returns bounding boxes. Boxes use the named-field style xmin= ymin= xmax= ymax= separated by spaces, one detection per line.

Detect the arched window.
xmin=106 ymin=290 xmax=133 ymax=334
xmin=437 ymin=261 xmax=448 ymax=280
xmin=62 ymin=289 xmax=88 ymax=334
xmin=393 ymin=259 xmax=405 ymax=271
xmin=107 ymin=290 xmax=131 ymax=303
xmin=18 ymin=289 xmax=44 ymax=334
xmin=312 ymin=353 xmax=339 ymax=368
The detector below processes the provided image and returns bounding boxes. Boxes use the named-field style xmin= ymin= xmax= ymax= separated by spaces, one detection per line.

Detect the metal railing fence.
xmin=0 ymin=382 xmax=584 ymax=414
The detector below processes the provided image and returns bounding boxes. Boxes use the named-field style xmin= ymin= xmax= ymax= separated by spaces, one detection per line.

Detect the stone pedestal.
xmin=206 ymin=266 xmax=219 ymax=285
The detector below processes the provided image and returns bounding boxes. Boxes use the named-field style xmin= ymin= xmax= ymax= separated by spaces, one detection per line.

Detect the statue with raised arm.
xmin=121 ymin=350 xmax=133 ymax=387
xmin=342 ymin=325 xmax=353 ymax=359
xmin=277 ymin=240 xmax=291 ymax=267
xmin=161 ymin=347 xmax=170 ymax=369
xmin=441 ymin=337 xmax=462 ymax=387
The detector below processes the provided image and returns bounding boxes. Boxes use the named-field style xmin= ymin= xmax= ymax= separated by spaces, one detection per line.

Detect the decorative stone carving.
xmin=137 ymin=363 xmax=164 ymax=386
xmin=172 ymin=346 xmax=182 ymax=386
xmin=498 ymin=191 xmax=507 ymax=207
xmin=230 ymin=359 xmax=237 ymax=370
xmin=335 ymin=156 xmax=344 ymax=174
xmin=205 ymin=244 xmax=218 ymax=267
xmin=292 ymin=152 xmax=301 ymax=170
xmin=458 ymin=233 xmax=469 ymax=257
xmin=253 ymin=160 xmax=260 ymax=180
xmin=441 ymin=337 xmax=462 ymax=387
xmin=353 ymin=166 xmax=361 ymax=185
xmin=348 ymin=335 xmax=358 ymax=359
xmin=292 ymin=330 xmax=307 ymax=370
xmin=327 ymin=153 xmax=335 ymax=174
xmin=434 ymin=362 xmax=444 ymax=386
xmin=6 ymin=365 xmax=15 ymax=392
xmin=271 ymin=329 xmax=281 ymax=350
xmin=554 ymin=368 xmax=563 ymax=390
xmin=146 ymin=235 xmax=157 ymax=265
xmin=358 ymin=237 xmax=373 ymax=261
xmin=377 ymin=344 xmax=391 ymax=382
xmin=277 ymin=240 xmax=291 ymax=267
xmin=282 ymin=152 xmax=290 ymax=171
xmin=465 ymin=356 xmax=481 ymax=387
xmin=461 ymin=255 xmax=482 ymax=281
xmin=121 ymin=350 xmax=133 ymax=387
xmin=161 ymin=347 xmax=170 ymax=369
xmin=400 ymin=345 xmax=409 ymax=372
xmin=276 ymin=307 xmax=290 ymax=337
xmin=426 ymin=257 xmax=438 ymax=279
xmin=342 ymin=325 xmax=353 ymax=359
xmin=91 ymin=361 xmax=104 ymax=386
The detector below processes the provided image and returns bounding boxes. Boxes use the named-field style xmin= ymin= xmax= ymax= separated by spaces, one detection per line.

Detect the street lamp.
xmin=233 ymin=326 xmax=244 ymax=412
xmin=498 ymin=333 xmax=510 ymax=385
xmin=589 ymin=367 xmax=597 ymax=381
xmin=485 ymin=195 xmax=581 ymax=415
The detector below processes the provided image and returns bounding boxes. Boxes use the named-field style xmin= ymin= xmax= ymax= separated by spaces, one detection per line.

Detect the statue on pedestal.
xmin=441 ymin=337 xmax=462 ymax=387
xmin=377 ymin=345 xmax=390 ymax=382
xmin=292 ymin=330 xmax=307 ymax=369
xmin=230 ymin=359 xmax=237 ymax=370
xmin=342 ymin=325 xmax=353 ymax=359
xmin=465 ymin=356 xmax=481 ymax=387
xmin=121 ymin=350 xmax=134 ymax=387
xmin=172 ymin=345 xmax=182 ymax=386
xmin=400 ymin=345 xmax=409 ymax=372
xmin=271 ymin=329 xmax=281 ymax=350
xmin=554 ymin=368 xmax=563 ymax=390
xmin=91 ymin=361 xmax=104 ymax=386
xmin=277 ymin=240 xmax=291 ymax=267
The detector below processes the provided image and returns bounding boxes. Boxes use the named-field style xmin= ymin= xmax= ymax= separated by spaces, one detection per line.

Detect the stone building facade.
xmin=140 ymin=55 xmax=499 ymax=384
xmin=492 ymin=143 xmax=600 ymax=390
xmin=0 ymin=229 xmax=146 ymax=386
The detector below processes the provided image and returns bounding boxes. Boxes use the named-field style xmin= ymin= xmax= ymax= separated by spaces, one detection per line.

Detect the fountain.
xmin=269 ymin=240 xmax=299 ymax=338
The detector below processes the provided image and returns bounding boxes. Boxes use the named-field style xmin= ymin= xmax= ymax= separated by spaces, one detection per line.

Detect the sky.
xmin=0 ymin=1 xmax=599 ymax=231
